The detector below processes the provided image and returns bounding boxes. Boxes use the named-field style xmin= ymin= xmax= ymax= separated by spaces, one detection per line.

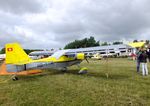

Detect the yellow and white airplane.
xmin=4 ymin=43 xmax=88 ymax=80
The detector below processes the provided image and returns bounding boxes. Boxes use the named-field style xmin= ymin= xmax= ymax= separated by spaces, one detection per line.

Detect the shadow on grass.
xmin=14 ymin=68 xmax=130 ymax=81
xmin=88 ymin=73 xmax=130 ymax=80
xmin=17 ymin=70 xmax=66 ymax=81
xmin=66 ymin=69 xmax=130 ymax=80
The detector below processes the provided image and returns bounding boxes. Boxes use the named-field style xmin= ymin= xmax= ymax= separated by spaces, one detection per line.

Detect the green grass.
xmin=0 ymin=58 xmax=150 ymax=106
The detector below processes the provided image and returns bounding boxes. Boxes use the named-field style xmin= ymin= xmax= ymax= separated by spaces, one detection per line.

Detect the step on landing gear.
xmin=78 ymin=67 xmax=88 ymax=74
xmin=12 ymin=75 xmax=19 ymax=81
xmin=61 ymin=67 xmax=68 ymax=72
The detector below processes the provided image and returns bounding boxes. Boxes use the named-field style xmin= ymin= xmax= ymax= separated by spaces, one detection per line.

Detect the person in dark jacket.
xmin=139 ymin=50 xmax=149 ymax=76
xmin=136 ymin=48 xmax=142 ymax=73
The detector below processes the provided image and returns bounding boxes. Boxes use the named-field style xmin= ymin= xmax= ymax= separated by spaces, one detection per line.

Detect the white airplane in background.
xmin=0 ymin=54 xmax=5 ymax=61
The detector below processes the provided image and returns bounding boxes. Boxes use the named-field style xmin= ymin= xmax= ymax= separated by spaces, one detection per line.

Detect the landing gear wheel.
xmin=61 ymin=67 xmax=68 ymax=72
xmin=78 ymin=67 xmax=88 ymax=74
xmin=12 ymin=76 xmax=19 ymax=81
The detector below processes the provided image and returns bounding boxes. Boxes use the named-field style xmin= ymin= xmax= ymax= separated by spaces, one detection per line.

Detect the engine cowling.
xmin=76 ymin=53 xmax=85 ymax=60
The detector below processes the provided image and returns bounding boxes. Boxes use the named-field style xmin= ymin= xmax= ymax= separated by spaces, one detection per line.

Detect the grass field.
xmin=0 ymin=58 xmax=150 ymax=106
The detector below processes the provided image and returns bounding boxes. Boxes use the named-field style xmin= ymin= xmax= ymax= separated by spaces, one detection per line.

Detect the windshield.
xmin=51 ymin=50 xmax=70 ymax=59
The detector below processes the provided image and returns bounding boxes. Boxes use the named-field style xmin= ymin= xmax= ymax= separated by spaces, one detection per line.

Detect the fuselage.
xmin=6 ymin=55 xmax=83 ymax=72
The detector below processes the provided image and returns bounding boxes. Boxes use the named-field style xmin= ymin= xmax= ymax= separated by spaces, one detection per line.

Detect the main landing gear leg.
xmin=12 ymin=74 xmax=19 ymax=81
xmin=61 ymin=67 xmax=68 ymax=72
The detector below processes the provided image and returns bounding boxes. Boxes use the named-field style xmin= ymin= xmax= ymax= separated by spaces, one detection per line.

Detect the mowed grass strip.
xmin=0 ymin=58 xmax=150 ymax=106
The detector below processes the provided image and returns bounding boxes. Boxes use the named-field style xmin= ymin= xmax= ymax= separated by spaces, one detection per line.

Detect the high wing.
xmin=51 ymin=50 xmax=70 ymax=59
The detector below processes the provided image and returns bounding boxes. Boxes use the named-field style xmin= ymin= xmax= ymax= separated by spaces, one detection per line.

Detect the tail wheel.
xmin=12 ymin=76 xmax=19 ymax=81
xmin=61 ymin=67 xmax=67 ymax=72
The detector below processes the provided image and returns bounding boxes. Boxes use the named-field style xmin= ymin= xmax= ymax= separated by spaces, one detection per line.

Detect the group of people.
xmin=136 ymin=47 xmax=150 ymax=76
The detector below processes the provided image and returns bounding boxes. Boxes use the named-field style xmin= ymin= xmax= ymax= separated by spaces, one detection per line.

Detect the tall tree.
xmin=64 ymin=36 xmax=100 ymax=49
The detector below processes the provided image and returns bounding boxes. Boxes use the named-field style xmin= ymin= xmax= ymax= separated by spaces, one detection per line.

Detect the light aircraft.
xmin=2 ymin=43 xmax=88 ymax=80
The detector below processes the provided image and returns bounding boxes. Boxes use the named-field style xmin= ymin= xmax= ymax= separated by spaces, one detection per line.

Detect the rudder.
xmin=5 ymin=43 xmax=32 ymax=64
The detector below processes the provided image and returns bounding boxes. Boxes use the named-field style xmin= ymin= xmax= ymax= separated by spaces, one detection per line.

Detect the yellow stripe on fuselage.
xmin=33 ymin=53 xmax=85 ymax=63
xmin=33 ymin=55 xmax=75 ymax=63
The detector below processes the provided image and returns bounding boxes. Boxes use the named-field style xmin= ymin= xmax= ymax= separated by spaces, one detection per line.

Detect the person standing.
xmin=139 ymin=50 xmax=149 ymax=76
xmin=136 ymin=48 xmax=142 ymax=73
xmin=146 ymin=48 xmax=150 ymax=62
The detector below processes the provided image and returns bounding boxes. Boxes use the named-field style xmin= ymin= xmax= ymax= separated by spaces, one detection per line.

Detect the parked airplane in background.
xmin=0 ymin=54 xmax=5 ymax=61
xmin=2 ymin=43 xmax=88 ymax=80
xmin=91 ymin=53 xmax=102 ymax=60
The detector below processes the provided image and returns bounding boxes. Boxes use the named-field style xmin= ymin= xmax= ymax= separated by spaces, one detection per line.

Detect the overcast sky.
xmin=0 ymin=0 xmax=150 ymax=49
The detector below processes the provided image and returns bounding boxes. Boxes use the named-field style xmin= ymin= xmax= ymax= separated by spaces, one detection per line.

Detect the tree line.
xmin=0 ymin=48 xmax=42 ymax=54
xmin=64 ymin=36 xmax=124 ymax=49
xmin=64 ymin=38 xmax=150 ymax=49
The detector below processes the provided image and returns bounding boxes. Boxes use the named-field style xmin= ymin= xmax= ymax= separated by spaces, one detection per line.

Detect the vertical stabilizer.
xmin=5 ymin=43 xmax=32 ymax=64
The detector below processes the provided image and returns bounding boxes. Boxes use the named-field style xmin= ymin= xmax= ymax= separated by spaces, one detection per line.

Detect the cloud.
xmin=0 ymin=0 xmax=45 ymax=14
xmin=0 ymin=0 xmax=150 ymax=49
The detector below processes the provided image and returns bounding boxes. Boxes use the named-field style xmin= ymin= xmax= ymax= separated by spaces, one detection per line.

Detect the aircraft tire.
xmin=12 ymin=76 xmax=19 ymax=81
xmin=61 ymin=67 xmax=67 ymax=72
